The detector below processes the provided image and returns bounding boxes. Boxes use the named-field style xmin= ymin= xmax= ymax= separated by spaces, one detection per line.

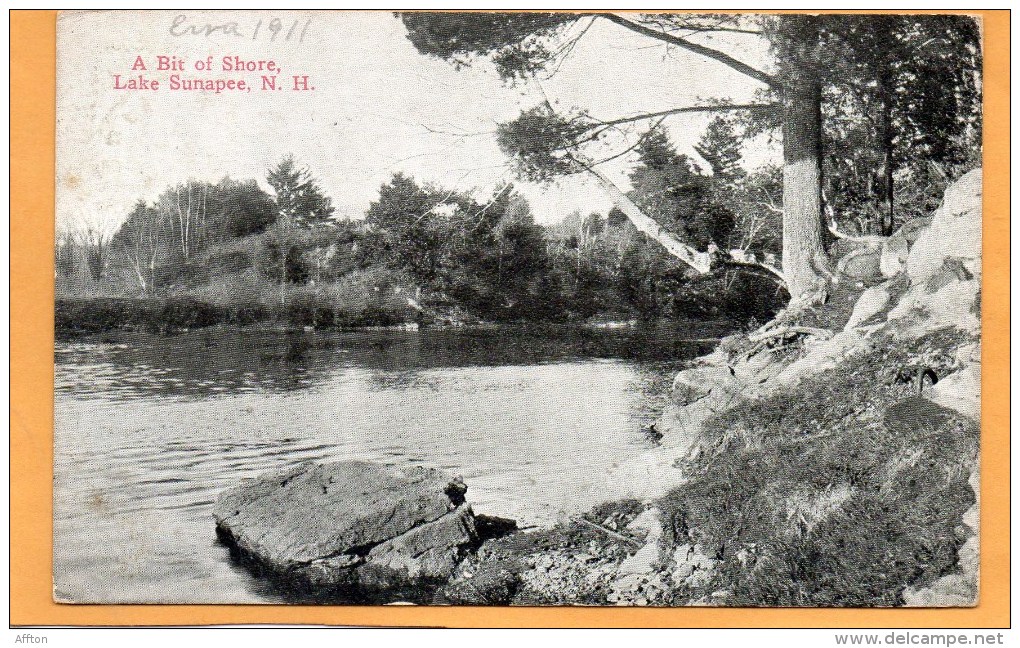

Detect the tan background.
xmin=10 ymin=8 xmax=1010 ymax=628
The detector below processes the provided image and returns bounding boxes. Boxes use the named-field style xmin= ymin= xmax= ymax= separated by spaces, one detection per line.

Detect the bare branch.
xmin=677 ymin=26 xmax=763 ymax=35
xmin=421 ymin=123 xmax=495 ymax=138
xmin=748 ymin=325 xmax=833 ymax=344
xmin=584 ymin=116 xmax=667 ymax=167
xmin=543 ymin=16 xmax=598 ymax=79
xmin=466 ymin=180 xmax=515 ymax=229
xmin=722 ymin=254 xmax=787 ymax=284
xmin=640 ymin=13 xmax=763 ymax=35
xmin=594 ymin=103 xmax=778 ymax=129
xmin=827 ymin=217 xmax=887 ymax=248
xmin=570 ymin=516 xmax=644 ymax=549
xmin=554 ymin=103 xmax=776 ymax=156
xmin=599 ymin=13 xmax=781 ymax=89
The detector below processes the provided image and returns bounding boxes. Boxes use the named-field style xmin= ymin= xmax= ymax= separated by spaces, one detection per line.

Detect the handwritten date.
xmin=170 ymin=14 xmax=311 ymax=43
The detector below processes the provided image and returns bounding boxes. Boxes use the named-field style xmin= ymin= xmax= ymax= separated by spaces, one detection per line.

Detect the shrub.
xmin=56 ymin=297 xmax=228 ymax=334
xmin=55 ymin=298 xmax=138 ymax=334
xmin=158 ymin=296 xmax=223 ymax=329
xmin=223 ymin=302 xmax=269 ymax=326
xmin=285 ymin=298 xmax=314 ymax=327
xmin=212 ymin=250 xmax=253 ymax=274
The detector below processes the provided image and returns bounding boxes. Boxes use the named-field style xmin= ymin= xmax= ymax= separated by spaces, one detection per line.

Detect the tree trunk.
xmin=781 ymin=79 xmax=827 ymax=299
xmin=583 ymin=165 xmax=712 ymax=274
xmin=878 ymin=74 xmax=895 ymax=236
xmin=278 ymin=214 xmax=290 ymax=309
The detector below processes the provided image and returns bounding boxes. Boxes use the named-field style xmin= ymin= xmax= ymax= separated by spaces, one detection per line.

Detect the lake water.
xmin=53 ymin=323 xmax=726 ymax=603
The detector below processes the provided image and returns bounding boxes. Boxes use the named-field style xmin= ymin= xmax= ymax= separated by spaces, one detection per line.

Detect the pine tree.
xmin=401 ymin=12 xmax=826 ymax=297
xmin=629 ymin=127 xmax=733 ymax=250
xmin=694 ymin=116 xmax=745 ymax=182
xmin=267 ymin=155 xmax=335 ymax=228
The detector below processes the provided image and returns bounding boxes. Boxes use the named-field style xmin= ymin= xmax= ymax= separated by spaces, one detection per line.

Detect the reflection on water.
xmin=53 ymin=322 xmax=727 ymax=603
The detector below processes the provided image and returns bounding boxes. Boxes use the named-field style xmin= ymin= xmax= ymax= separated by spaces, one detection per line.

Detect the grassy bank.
xmin=657 ymin=326 xmax=978 ymax=606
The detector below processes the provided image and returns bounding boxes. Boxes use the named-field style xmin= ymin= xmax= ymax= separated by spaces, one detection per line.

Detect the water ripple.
xmin=53 ymin=323 xmax=723 ymax=603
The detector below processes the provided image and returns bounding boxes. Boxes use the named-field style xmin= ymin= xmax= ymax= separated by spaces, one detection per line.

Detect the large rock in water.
xmin=213 ymin=461 xmax=478 ymax=594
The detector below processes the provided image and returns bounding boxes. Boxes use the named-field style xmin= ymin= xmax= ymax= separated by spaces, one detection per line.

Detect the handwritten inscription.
xmin=170 ymin=14 xmax=312 ymax=43
xmin=113 ymin=54 xmax=315 ymax=94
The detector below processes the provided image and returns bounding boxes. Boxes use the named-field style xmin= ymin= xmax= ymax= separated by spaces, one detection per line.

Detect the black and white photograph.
xmin=53 ymin=9 xmax=983 ymax=608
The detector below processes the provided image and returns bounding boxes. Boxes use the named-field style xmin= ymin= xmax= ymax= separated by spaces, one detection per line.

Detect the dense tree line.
xmin=56 ymin=141 xmax=787 ymax=325
xmin=56 ymin=12 xmax=980 ymax=328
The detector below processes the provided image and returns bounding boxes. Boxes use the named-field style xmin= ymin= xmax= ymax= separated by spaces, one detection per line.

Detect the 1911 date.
xmin=170 ymin=14 xmax=312 ymax=44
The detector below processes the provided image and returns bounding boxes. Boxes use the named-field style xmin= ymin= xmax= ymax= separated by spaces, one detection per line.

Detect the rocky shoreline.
xmin=213 ymin=461 xmax=500 ymax=602
xmin=215 ymin=170 xmax=982 ymax=607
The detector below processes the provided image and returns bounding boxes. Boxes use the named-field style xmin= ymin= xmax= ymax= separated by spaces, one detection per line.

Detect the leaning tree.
xmin=400 ymin=12 xmax=830 ymax=299
xmin=398 ymin=12 xmax=980 ymax=301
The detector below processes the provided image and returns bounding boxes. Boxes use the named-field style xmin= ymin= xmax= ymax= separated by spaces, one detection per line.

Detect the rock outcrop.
xmin=903 ymin=469 xmax=980 ymax=607
xmin=906 ymin=168 xmax=982 ymax=285
xmin=213 ymin=461 xmax=479 ymax=597
xmin=602 ymin=168 xmax=983 ymax=607
xmin=607 ymin=507 xmax=667 ymax=605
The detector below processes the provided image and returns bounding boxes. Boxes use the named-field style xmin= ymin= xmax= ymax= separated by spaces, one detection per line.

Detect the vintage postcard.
xmin=52 ymin=9 xmax=985 ymax=609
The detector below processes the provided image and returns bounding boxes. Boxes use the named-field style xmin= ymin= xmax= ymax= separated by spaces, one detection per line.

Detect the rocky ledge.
xmin=213 ymin=461 xmax=504 ymax=601
xmin=214 ymin=169 xmax=983 ymax=608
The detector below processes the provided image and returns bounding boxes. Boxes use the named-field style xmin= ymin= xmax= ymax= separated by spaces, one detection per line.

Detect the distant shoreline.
xmin=54 ymin=295 xmax=421 ymax=339
xmin=55 ymin=295 xmax=717 ymax=340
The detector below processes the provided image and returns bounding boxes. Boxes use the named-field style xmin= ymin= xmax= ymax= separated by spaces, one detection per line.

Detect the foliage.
xmin=364 ymin=172 xmax=466 ymax=285
xmin=62 ymin=154 xmax=787 ymax=329
xmin=496 ymin=106 xmax=595 ymax=181
xmin=267 ymin=155 xmax=336 ymax=228
xmin=543 ymin=206 xmax=782 ymax=323
xmin=823 ymin=15 xmax=981 ymax=165
xmin=55 ymin=296 xmax=225 ymax=335
xmin=723 ymin=165 xmax=784 ymax=258
xmin=257 ymin=240 xmax=306 ymax=286
xmin=442 ymin=187 xmax=552 ymax=319
xmin=214 ymin=177 xmax=278 ymax=238
xmin=750 ymin=14 xmax=982 ymax=234
xmin=157 ymin=296 xmax=224 ymax=329
xmin=62 ymin=9 xmax=981 ymax=326
xmin=400 ymin=12 xmax=982 ymax=297
xmin=100 ymin=178 xmax=278 ymax=294
xmin=400 ymin=12 xmax=578 ymax=81
xmin=56 ymin=297 xmax=159 ymax=335
xmin=629 ymin=127 xmax=735 ymax=250
xmin=694 ymin=116 xmax=746 ymax=181
xmin=366 ymin=174 xmax=558 ymax=321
